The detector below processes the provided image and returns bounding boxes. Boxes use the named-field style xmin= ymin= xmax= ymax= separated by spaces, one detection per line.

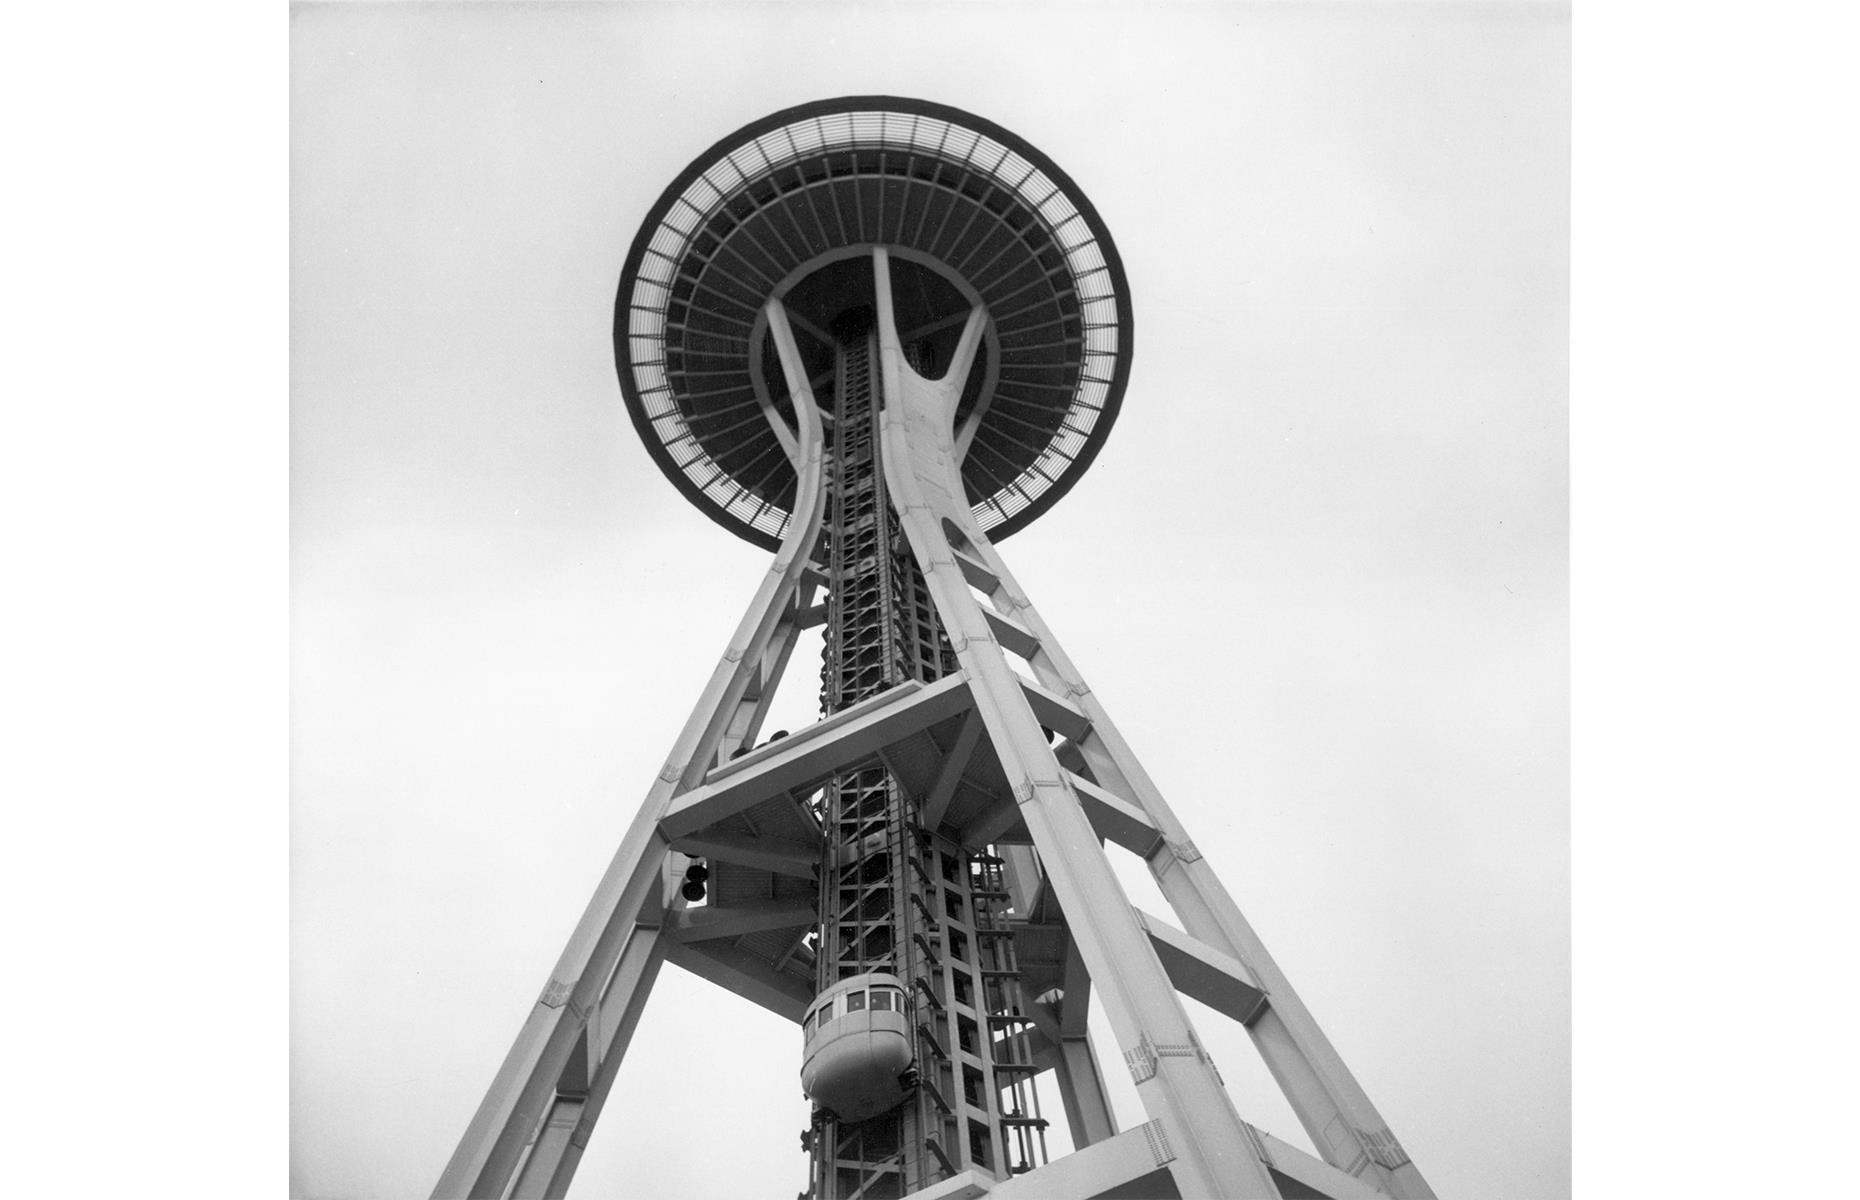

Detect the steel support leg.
xmin=1053 ymin=1034 xmax=1118 ymax=1152
xmin=432 ymin=302 xmax=829 ymax=1200
xmin=1051 ymin=934 xmax=1117 ymax=1151
xmin=956 ymin=543 xmax=1434 ymax=1195
xmin=871 ymin=247 xmax=1282 ymax=1198
xmin=508 ymin=928 xmax=668 ymax=1199
xmin=438 ymin=246 xmax=1431 ymax=1198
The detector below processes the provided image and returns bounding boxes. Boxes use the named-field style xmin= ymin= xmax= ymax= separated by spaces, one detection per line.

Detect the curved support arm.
xmin=763 ymin=297 xmax=816 ymax=469
xmin=868 ymin=327 xmax=1433 ymax=1195
xmin=869 ymin=245 xmax=1275 ymax=1200
xmin=872 ymin=246 xmax=986 ymax=453
xmin=869 ymin=250 xmax=1432 ymax=1193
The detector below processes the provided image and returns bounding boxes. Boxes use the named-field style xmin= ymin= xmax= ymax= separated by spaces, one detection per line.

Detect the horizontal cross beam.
xmin=660 ymin=674 xmax=974 ymax=839
xmin=1136 ymin=908 xmax=1269 ymax=1027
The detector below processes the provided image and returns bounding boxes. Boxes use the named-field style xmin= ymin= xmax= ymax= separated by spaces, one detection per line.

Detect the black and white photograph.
xmin=291 ymin=4 xmax=1568 ymax=1197
xmin=35 ymin=3 xmax=1860 ymax=1199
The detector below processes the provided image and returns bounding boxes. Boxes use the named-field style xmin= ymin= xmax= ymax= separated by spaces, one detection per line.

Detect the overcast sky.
xmin=292 ymin=3 xmax=1568 ymax=1197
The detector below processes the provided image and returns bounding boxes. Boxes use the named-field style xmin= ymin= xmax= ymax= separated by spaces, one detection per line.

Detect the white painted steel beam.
xmin=956 ymin=532 xmax=1436 ymax=1196
xmin=1065 ymin=771 xmax=1163 ymax=858
xmin=508 ymin=1098 xmax=584 ymax=1200
xmin=1138 ymin=806 xmax=1430 ymax=1192
xmin=1059 ymin=931 xmax=1094 ymax=1040
xmin=896 ymin=1119 xmax=1386 ymax=1200
xmin=506 ymin=928 xmax=667 ymax=1199
xmin=1052 ymin=933 xmax=1118 ymax=1150
xmin=986 ymin=1124 xmax=1178 ymax=1200
xmin=921 ymin=708 xmax=984 ymax=830
xmin=663 ymin=937 xmax=812 ymax=1022
xmin=958 ymin=784 xmax=1028 ymax=850
xmin=668 ymin=831 xmax=818 ymax=880
xmin=1253 ymin=1127 xmax=1392 ymax=1200
xmin=446 ymin=243 xmax=1434 ymax=1199
xmin=1135 ymin=908 xmax=1269 ymax=1027
xmin=756 ymin=291 xmax=807 ymax=463
xmin=1054 ymin=1036 xmax=1119 ymax=1153
xmin=430 ymin=299 xmax=831 ymax=1200
xmin=871 ymin=246 xmax=1281 ymax=1199
xmin=904 ymin=1172 xmax=989 ymax=1200
xmin=952 ymin=548 xmax=999 ymax=593
xmin=897 ymin=1121 xmax=1387 ymax=1200
xmin=1014 ymin=676 xmax=1092 ymax=743
xmin=998 ymin=844 xmax=1045 ymax=918
xmin=719 ymin=589 xmax=816 ymax=763
xmin=868 ymin=239 xmax=1434 ymax=1197
xmin=665 ymin=898 xmax=816 ymax=942
xmin=981 ymin=605 xmax=1040 ymax=661
xmin=659 ymin=673 xmax=975 ymax=840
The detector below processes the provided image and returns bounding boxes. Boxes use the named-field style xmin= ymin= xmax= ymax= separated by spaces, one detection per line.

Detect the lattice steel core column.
xmin=434 ymin=96 xmax=1437 ymax=1200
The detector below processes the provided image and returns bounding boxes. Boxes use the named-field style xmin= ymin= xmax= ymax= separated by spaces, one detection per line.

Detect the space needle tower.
xmin=435 ymin=96 xmax=1435 ymax=1200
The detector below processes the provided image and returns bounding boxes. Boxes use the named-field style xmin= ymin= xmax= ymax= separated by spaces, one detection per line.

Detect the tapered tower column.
xmin=871 ymin=247 xmax=1277 ymax=1196
xmin=435 ymin=96 xmax=1436 ymax=1200
xmin=431 ymin=305 xmax=830 ymax=1200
